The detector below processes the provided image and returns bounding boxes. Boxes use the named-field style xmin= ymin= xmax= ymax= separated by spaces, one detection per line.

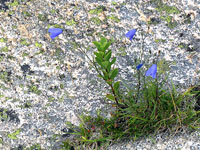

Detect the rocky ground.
xmin=0 ymin=0 xmax=199 ymax=149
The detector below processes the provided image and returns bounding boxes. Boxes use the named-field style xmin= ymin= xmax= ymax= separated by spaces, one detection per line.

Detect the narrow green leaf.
xmin=95 ymin=57 xmax=103 ymax=67
xmin=93 ymin=41 xmax=103 ymax=51
xmin=102 ymin=70 xmax=109 ymax=80
xmin=99 ymin=51 xmax=105 ymax=57
xmin=110 ymin=57 xmax=116 ymax=66
xmin=109 ymin=68 xmax=118 ymax=80
xmin=94 ymin=52 xmax=103 ymax=61
xmin=93 ymin=41 xmax=100 ymax=48
xmin=100 ymin=37 xmax=107 ymax=45
xmin=97 ymin=74 xmax=104 ymax=79
xmin=106 ymin=94 xmax=115 ymax=101
xmin=107 ymin=63 xmax=111 ymax=72
xmin=104 ymin=50 xmax=112 ymax=61
xmin=102 ymin=61 xmax=109 ymax=69
xmin=114 ymin=81 xmax=120 ymax=92
xmin=103 ymin=41 xmax=111 ymax=51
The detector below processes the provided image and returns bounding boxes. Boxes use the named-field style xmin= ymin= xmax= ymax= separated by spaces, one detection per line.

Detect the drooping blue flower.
xmin=145 ymin=64 xmax=157 ymax=79
xmin=136 ymin=64 xmax=143 ymax=70
xmin=125 ymin=29 xmax=137 ymax=40
xmin=48 ymin=28 xmax=63 ymax=40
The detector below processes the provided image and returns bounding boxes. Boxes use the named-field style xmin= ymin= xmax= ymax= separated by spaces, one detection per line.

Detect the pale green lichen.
xmin=0 ymin=137 xmax=3 ymax=144
xmin=29 ymin=85 xmax=42 ymax=95
xmin=111 ymin=1 xmax=118 ymax=5
xmin=107 ymin=15 xmax=120 ymax=23
xmin=48 ymin=96 xmax=56 ymax=102
xmin=89 ymin=7 xmax=103 ymax=15
xmin=117 ymin=47 xmax=126 ymax=56
xmin=7 ymin=129 xmax=21 ymax=140
xmin=155 ymin=39 xmax=166 ymax=43
xmin=0 ymin=55 xmax=4 ymax=62
xmin=23 ymin=11 xmax=32 ymax=17
xmin=50 ymin=9 xmax=56 ymax=14
xmin=0 ymin=47 xmax=9 ymax=52
xmin=0 ymin=71 xmax=10 ymax=82
xmin=0 ymin=109 xmax=8 ymax=121
xmin=20 ymin=39 xmax=30 ymax=46
xmin=34 ymin=49 xmax=45 ymax=56
xmin=35 ymin=42 xmax=42 ymax=48
xmin=156 ymin=4 xmax=180 ymax=14
xmin=66 ymin=19 xmax=77 ymax=26
xmin=22 ymin=52 xmax=29 ymax=57
xmin=161 ymin=16 xmax=177 ymax=29
xmin=9 ymin=0 xmax=19 ymax=7
xmin=38 ymin=14 xmax=48 ymax=22
xmin=0 ymin=38 xmax=7 ymax=43
xmin=27 ymin=144 xmax=42 ymax=150
xmin=90 ymin=17 xmax=101 ymax=25
xmin=60 ymin=84 xmax=64 ymax=89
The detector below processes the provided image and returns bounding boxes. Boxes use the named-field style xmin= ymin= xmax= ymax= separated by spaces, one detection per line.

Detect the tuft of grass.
xmin=61 ymin=37 xmax=200 ymax=149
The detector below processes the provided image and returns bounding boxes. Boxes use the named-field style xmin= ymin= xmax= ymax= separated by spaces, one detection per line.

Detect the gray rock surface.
xmin=0 ymin=0 xmax=199 ymax=149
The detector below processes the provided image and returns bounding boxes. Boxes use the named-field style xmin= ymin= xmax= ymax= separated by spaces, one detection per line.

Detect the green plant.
xmin=61 ymin=37 xmax=200 ymax=150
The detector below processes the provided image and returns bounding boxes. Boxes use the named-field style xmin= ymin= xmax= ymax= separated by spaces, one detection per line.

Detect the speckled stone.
xmin=0 ymin=0 xmax=199 ymax=149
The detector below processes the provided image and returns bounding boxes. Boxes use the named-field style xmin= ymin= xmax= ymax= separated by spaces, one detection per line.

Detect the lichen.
xmin=20 ymin=39 xmax=30 ymax=46
xmin=66 ymin=19 xmax=77 ymax=26
xmin=90 ymin=17 xmax=101 ymax=25
xmin=7 ymin=129 xmax=21 ymax=140
xmin=107 ymin=15 xmax=120 ymax=23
